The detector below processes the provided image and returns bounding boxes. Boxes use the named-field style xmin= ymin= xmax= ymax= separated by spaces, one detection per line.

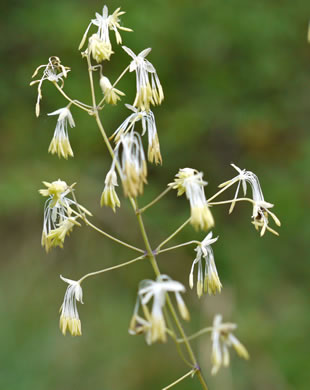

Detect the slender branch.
xmin=156 ymin=218 xmax=191 ymax=252
xmin=137 ymin=187 xmax=172 ymax=214
xmin=79 ymin=255 xmax=145 ymax=283
xmin=177 ymin=327 xmax=213 ymax=343
xmin=208 ymin=197 xmax=255 ymax=206
xmin=157 ymin=240 xmax=201 ymax=254
xmin=84 ymin=217 xmax=145 ymax=254
xmin=53 ymin=82 xmax=92 ymax=112
xmin=162 ymin=369 xmax=195 ymax=390
xmin=207 ymin=181 xmax=236 ymax=202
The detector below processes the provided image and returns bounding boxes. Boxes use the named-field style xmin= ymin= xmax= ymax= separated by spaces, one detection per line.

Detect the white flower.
xmin=112 ymin=105 xmax=162 ymax=164
xmin=122 ymin=46 xmax=164 ymax=111
xmin=100 ymin=168 xmax=120 ymax=212
xmin=79 ymin=6 xmax=132 ymax=61
xmin=219 ymin=164 xmax=281 ymax=236
xmin=47 ymin=107 xmax=75 ymax=159
xmin=169 ymin=168 xmax=214 ymax=231
xmin=115 ymin=131 xmax=148 ymax=197
xmin=99 ymin=76 xmax=125 ymax=105
xmin=30 ymin=56 xmax=70 ymax=117
xmin=211 ymin=314 xmax=249 ymax=375
xmin=59 ymin=276 xmax=84 ymax=336
xmin=39 ymin=180 xmax=91 ymax=252
xmin=189 ymin=232 xmax=221 ymax=297
xmin=129 ymin=275 xmax=189 ymax=344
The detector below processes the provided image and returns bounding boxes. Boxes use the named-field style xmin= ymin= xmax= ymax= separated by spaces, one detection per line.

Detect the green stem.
xmin=87 ymin=56 xmax=208 ymax=390
xmin=162 ymin=369 xmax=195 ymax=390
xmin=79 ymin=255 xmax=145 ymax=283
xmin=156 ymin=218 xmax=191 ymax=251
xmin=157 ymin=240 xmax=201 ymax=254
xmin=137 ymin=187 xmax=172 ymax=214
xmin=177 ymin=327 xmax=213 ymax=343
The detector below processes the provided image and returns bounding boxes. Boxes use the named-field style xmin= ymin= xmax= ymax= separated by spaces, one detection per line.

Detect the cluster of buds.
xmin=129 ymin=275 xmax=189 ymax=344
xmin=39 ymin=180 xmax=91 ymax=252
xmin=219 ymin=164 xmax=281 ymax=236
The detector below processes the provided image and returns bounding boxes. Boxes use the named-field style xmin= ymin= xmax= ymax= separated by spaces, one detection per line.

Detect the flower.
xmin=39 ymin=180 xmax=91 ymax=252
xmin=219 ymin=164 xmax=281 ymax=236
xmin=99 ymin=76 xmax=125 ymax=105
xmin=59 ymin=276 xmax=84 ymax=336
xmin=30 ymin=56 xmax=70 ymax=117
xmin=100 ymin=168 xmax=120 ymax=212
xmin=169 ymin=168 xmax=214 ymax=231
xmin=116 ymin=132 xmax=148 ymax=197
xmin=47 ymin=107 xmax=75 ymax=159
xmin=129 ymin=275 xmax=189 ymax=344
xmin=79 ymin=6 xmax=132 ymax=62
xmin=112 ymin=105 xmax=162 ymax=164
xmin=122 ymin=46 xmax=164 ymax=111
xmin=89 ymin=34 xmax=113 ymax=62
xmin=211 ymin=314 xmax=249 ymax=375
xmin=189 ymin=232 xmax=221 ymax=297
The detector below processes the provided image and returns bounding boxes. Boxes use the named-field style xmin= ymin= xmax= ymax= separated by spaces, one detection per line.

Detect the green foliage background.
xmin=1 ymin=0 xmax=309 ymax=389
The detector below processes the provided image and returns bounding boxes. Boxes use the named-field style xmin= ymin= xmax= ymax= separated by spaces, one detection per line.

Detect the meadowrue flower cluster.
xmin=31 ymin=5 xmax=281 ymax=389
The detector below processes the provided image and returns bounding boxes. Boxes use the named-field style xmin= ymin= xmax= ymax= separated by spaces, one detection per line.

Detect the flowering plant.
xmin=30 ymin=5 xmax=280 ymax=389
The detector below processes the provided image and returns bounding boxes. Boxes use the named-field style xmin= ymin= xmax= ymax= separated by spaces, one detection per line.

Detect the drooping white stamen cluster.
xmin=129 ymin=275 xmax=189 ymax=344
xmin=30 ymin=56 xmax=70 ymax=117
xmin=169 ymin=168 xmax=214 ymax=231
xmin=219 ymin=164 xmax=281 ymax=236
xmin=47 ymin=107 xmax=75 ymax=159
xmin=39 ymin=180 xmax=91 ymax=252
xmin=122 ymin=47 xmax=164 ymax=111
xmin=189 ymin=232 xmax=222 ymax=297
xmin=100 ymin=168 xmax=120 ymax=212
xmin=59 ymin=276 xmax=84 ymax=336
xmin=79 ymin=6 xmax=132 ymax=62
xmin=99 ymin=76 xmax=125 ymax=105
xmin=211 ymin=314 xmax=249 ymax=375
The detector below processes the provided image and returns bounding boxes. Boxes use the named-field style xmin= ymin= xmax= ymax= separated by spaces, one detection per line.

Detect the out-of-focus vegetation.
xmin=1 ymin=0 xmax=309 ymax=389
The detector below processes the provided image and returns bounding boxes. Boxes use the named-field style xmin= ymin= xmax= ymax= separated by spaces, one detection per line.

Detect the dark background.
xmin=1 ymin=0 xmax=309 ymax=389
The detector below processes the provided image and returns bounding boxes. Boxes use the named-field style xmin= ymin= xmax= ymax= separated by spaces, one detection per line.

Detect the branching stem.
xmin=156 ymin=218 xmax=191 ymax=252
xmin=137 ymin=187 xmax=172 ymax=214
xmin=53 ymin=82 xmax=92 ymax=112
xmin=162 ymin=369 xmax=196 ymax=390
xmin=157 ymin=240 xmax=201 ymax=254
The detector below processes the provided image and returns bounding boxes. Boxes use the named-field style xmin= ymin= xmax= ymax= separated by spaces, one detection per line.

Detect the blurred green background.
xmin=1 ymin=0 xmax=309 ymax=389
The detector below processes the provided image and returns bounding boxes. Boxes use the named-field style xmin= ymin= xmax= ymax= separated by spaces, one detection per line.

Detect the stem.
xmin=53 ymin=82 xmax=92 ymax=112
xmin=84 ymin=217 xmax=145 ymax=254
xmin=79 ymin=255 xmax=145 ymax=283
xmin=162 ymin=369 xmax=195 ymax=390
xmin=137 ymin=187 xmax=172 ymax=214
xmin=156 ymin=218 xmax=191 ymax=251
xmin=87 ymin=56 xmax=209 ymax=390
xmin=207 ymin=181 xmax=236 ymax=202
xmin=177 ymin=327 xmax=213 ymax=343
xmin=209 ymin=197 xmax=254 ymax=206
xmin=157 ymin=240 xmax=201 ymax=254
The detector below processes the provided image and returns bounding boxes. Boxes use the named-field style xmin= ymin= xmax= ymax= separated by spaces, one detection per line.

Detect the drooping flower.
xmin=189 ymin=232 xmax=221 ymax=297
xmin=59 ymin=276 xmax=84 ymax=336
xmin=79 ymin=6 xmax=132 ymax=62
xmin=219 ymin=164 xmax=281 ymax=236
xmin=122 ymin=46 xmax=164 ymax=111
xmin=47 ymin=107 xmax=75 ymax=159
xmin=169 ymin=168 xmax=214 ymax=231
xmin=99 ymin=76 xmax=125 ymax=105
xmin=115 ymin=132 xmax=148 ymax=197
xmin=211 ymin=314 xmax=249 ymax=375
xmin=100 ymin=168 xmax=120 ymax=212
xmin=112 ymin=105 xmax=162 ymax=164
xmin=30 ymin=56 xmax=70 ymax=117
xmin=39 ymin=180 xmax=91 ymax=252
xmin=129 ymin=275 xmax=189 ymax=344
